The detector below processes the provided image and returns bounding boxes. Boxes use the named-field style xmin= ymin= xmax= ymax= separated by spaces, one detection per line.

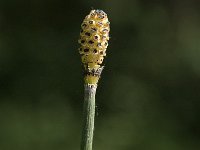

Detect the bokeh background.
xmin=1 ymin=0 xmax=200 ymax=150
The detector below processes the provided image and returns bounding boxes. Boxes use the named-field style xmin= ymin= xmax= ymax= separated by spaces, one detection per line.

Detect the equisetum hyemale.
xmin=79 ymin=9 xmax=110 ymax=150
xmin=78 ymin=9 xmax=110 ymax=85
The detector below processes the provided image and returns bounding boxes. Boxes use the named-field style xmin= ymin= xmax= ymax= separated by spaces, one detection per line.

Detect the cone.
xmin=78 ymin=9 xmax=110 ymax=85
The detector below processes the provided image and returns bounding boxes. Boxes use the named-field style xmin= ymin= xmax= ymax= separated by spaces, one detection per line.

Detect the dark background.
xmin=1 ymin=0 xmax=200 ymax=150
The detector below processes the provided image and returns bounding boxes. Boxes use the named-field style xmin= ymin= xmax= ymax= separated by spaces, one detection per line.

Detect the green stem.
xmin=81 ymin=84 xmax=97 ymax=150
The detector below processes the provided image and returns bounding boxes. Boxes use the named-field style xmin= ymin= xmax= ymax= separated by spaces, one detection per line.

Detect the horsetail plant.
xmin=78 ymin=9 xmax=110 ymax=150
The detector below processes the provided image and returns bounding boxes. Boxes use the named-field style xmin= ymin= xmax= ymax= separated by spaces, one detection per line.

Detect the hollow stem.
xmin=81 ymin=84 xmax=97 ymax=150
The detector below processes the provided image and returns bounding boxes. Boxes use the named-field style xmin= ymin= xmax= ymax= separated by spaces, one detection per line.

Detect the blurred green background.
xmin=1 ymin=0 xmax=200 ymax=150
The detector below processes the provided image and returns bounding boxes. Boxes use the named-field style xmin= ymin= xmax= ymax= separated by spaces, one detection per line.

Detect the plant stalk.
xmin=81 ymin=84 xmax=97 ymax=150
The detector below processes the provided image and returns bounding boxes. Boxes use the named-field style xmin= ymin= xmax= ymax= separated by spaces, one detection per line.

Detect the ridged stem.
xmin=81 ymin=84 xmax=97 ymax=150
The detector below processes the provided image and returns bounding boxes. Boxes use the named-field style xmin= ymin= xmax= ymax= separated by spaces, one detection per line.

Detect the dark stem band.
xmin=84 ymin=65 xmax=104 ymax=77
